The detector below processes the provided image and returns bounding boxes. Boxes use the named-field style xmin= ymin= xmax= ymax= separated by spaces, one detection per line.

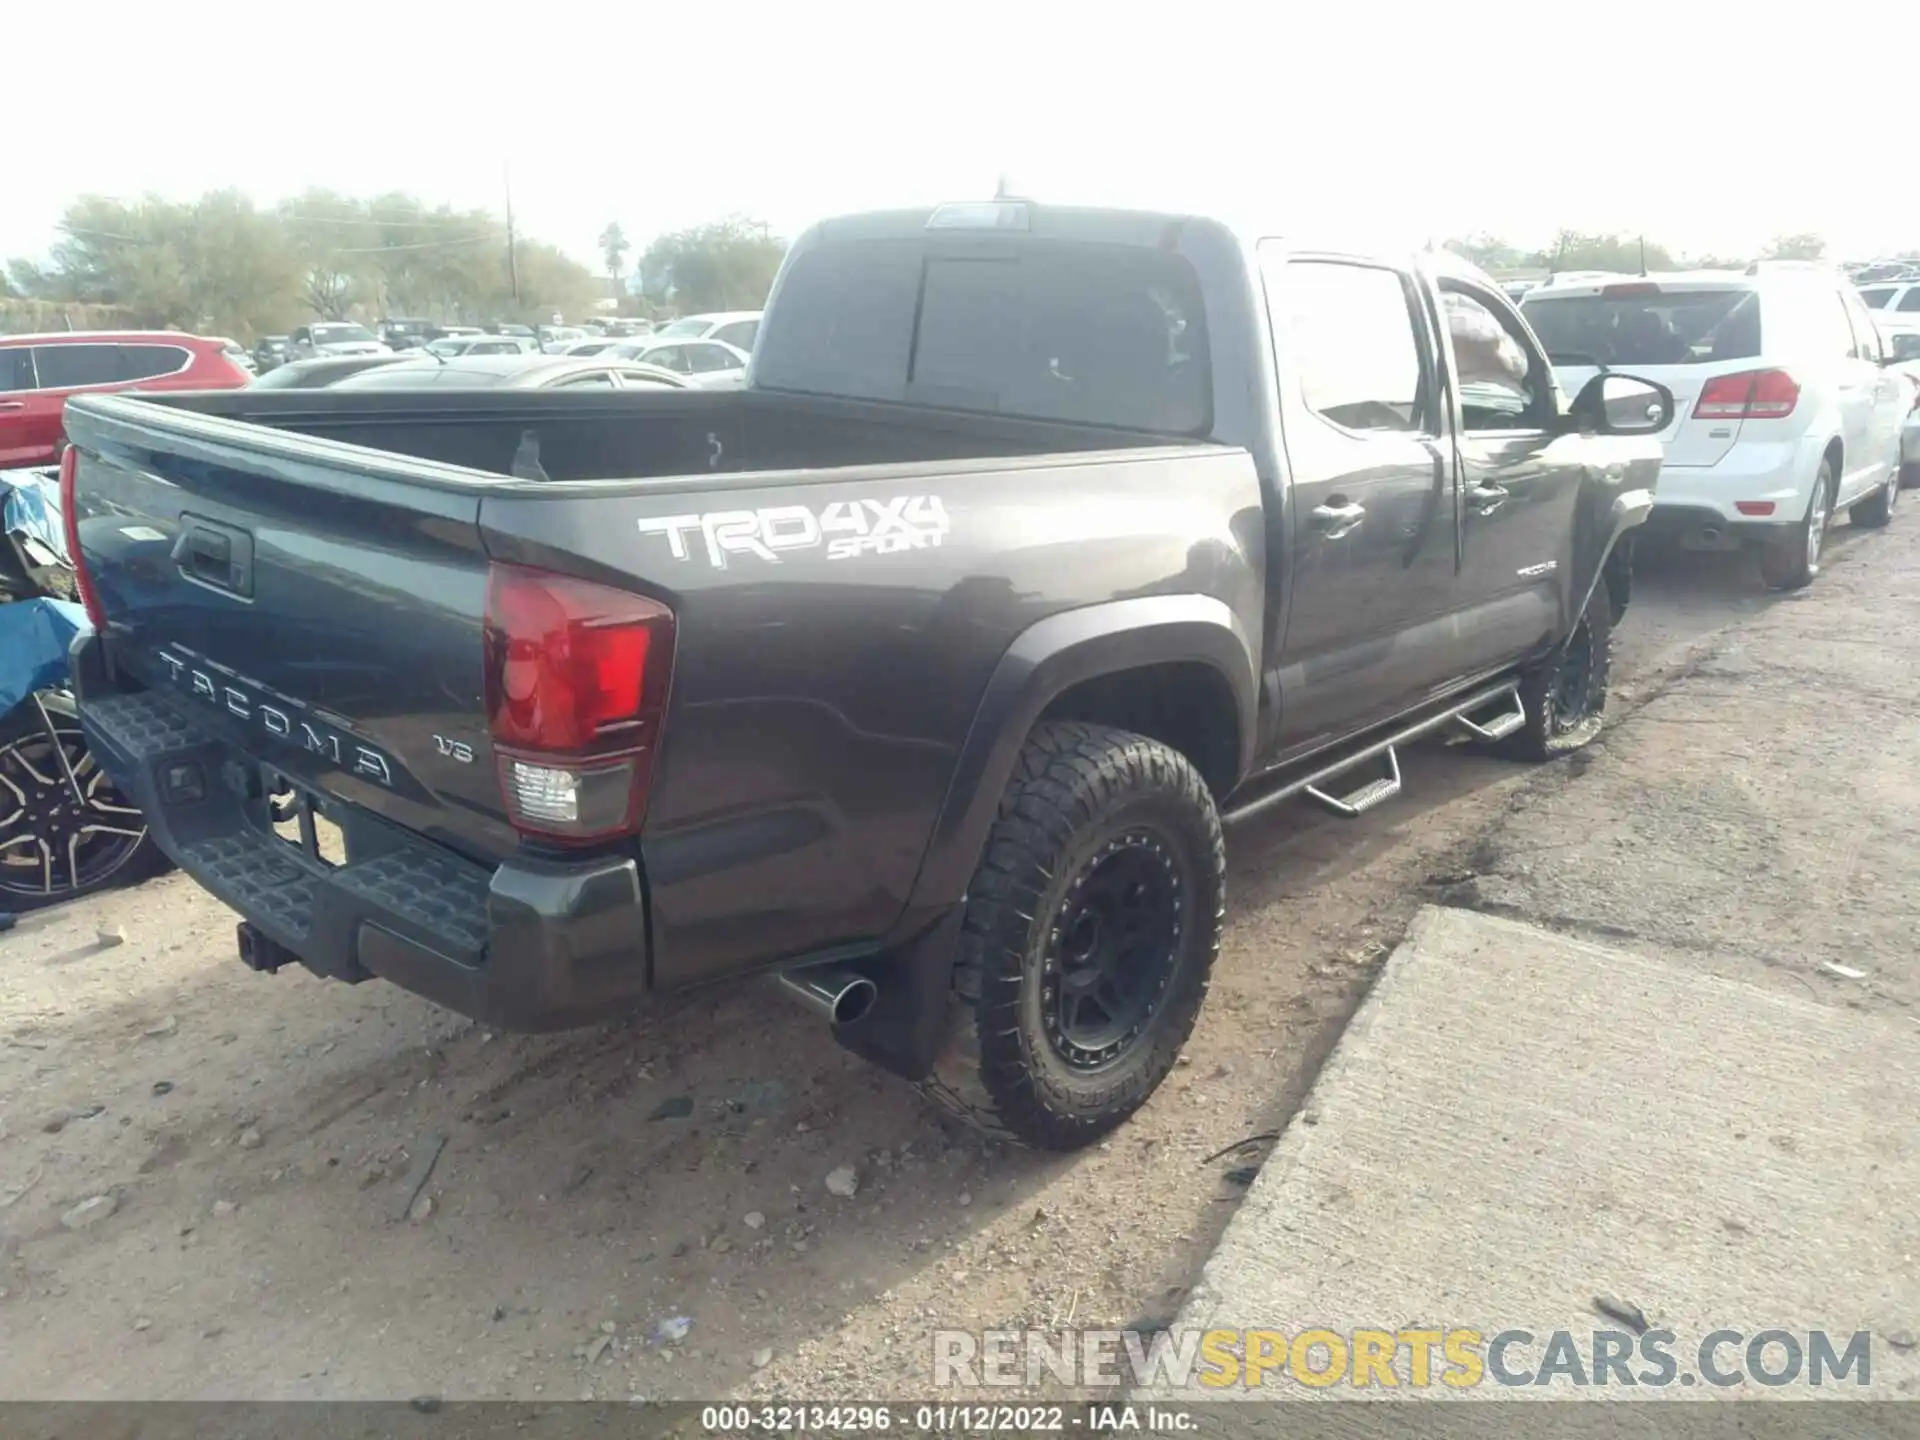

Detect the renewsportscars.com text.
xmin=932 ymin=1327 xmax=1876 ymax=1390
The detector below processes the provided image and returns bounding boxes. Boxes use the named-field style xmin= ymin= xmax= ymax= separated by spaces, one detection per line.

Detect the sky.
xmin=6 ymin=3 xmax=1904 ymax=271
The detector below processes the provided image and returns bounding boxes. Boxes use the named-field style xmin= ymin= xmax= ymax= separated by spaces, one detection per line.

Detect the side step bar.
xmin=1222 ymin=681 xmax=1525 ymax=828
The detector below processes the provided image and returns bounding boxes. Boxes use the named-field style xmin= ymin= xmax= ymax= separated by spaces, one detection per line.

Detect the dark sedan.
xmin=249 ymin=353 xmax=423 ymax=389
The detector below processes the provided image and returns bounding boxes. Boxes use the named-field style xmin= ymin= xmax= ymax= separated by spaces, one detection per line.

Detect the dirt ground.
xmin=0 ymin=523 xmax=1881 ymax=1403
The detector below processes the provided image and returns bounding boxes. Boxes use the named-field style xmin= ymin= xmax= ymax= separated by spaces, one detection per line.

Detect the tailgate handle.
xmin=172 ymin=517 xmax=255 ymax=598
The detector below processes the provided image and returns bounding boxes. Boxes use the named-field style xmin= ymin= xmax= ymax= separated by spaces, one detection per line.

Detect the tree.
xmin=1543 ymin=230 xmax=1675 ymax=274
xmin=599 ymin=222 xmax=630 ymax=299
xmin=1762 ymin=232 xmax=1826 ymax=261
xmin=1443 ymin=234 xmax=1534 ymax=273
xmin=639 ymin=216 xmax=785 ymax=313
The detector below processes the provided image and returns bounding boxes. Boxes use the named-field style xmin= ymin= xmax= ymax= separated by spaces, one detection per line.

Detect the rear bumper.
xmin=72 ymin=636 xmax=650 ymax=1032
xmin=1654 ymin=436 xmax=1823 ymax=534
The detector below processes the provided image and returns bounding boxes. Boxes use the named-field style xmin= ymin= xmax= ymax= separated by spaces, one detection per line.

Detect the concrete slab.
xmin=1142 ymin=906 xmax=1920 ymax=1406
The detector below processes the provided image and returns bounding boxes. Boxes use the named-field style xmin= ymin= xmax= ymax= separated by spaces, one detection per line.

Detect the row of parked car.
xmin=0 ymin=308 xmax=768 ymax=468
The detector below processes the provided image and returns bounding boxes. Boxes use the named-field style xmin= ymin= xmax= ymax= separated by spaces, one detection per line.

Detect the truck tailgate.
xmin=63 ymin=393 xmax=516 ymax=863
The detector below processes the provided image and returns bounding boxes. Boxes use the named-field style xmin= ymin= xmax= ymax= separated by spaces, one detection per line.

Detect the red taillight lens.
xmin=1734 ymin=500 xmax=1777 ymax=516
xmin=1693 ymin=369 xmax=1800 ymax=421
xmin=58 ymin=446 xmax=109 ymax=631
xmin=483 ymin=564 xmax=675 ymax=843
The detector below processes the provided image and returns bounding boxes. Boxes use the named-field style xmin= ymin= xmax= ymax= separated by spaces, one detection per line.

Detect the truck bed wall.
xmin=143 ymin=388 xmax=1174 ymax=484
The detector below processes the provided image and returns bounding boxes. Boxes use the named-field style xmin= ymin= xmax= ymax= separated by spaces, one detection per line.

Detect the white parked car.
xmin=422 ymin=334 xmax=540 ymax=358
xmin=650 ymin=310 xmax=761 ymax=351
xmin=607 ymin=337 xmax=750 ymax=389
xmin=1522 ymin=265 xmax=1910 ymax=589
xmin=1856 ymin=280 xmax=1920 ymax=344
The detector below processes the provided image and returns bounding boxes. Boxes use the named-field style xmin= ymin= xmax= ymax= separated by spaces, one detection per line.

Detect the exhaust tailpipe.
xmin=776 ymin=964 xmax=878 ymax=1026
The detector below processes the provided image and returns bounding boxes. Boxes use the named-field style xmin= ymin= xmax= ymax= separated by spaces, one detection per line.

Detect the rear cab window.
xmin=1522 ymin=284 xmax=1762 ymax=367
xmin=753 ymin=236 xmax=1211 ymax=435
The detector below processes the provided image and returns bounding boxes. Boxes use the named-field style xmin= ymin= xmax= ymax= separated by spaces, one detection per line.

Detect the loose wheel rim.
xmin=1041 ymin=829 xmax=1184 ymax=1071
xmin=0 ymin=720 xmax=149 ymax=902
xmin=1548 ymin=618 xmax=1598 ymax=735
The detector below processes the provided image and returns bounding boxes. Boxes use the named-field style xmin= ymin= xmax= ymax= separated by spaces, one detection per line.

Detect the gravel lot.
xmin=0 ymin=522 xmax=1882 ymax=1402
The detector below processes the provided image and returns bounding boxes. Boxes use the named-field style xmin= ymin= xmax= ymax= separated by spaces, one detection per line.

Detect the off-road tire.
xmin=1493 ymin=581 xmax=1614 ymax=761
xmin=917 ymin=722 xmax=1225 ymax=1151
xmin=1851 ymin=458 xmax=1900 ymax=529
xmin=1760 ymin=461 xmax=1834 ymax=591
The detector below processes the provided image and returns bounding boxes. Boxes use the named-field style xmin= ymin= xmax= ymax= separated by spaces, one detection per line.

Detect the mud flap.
xmin=833 ymin=906 xmax=966 ymax=1083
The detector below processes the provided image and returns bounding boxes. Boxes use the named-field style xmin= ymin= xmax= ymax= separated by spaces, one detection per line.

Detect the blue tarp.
xmin=0 ymin=598 xmax=86 ymax=715
xmin=0 ymin=468 xmax=66 ymax=567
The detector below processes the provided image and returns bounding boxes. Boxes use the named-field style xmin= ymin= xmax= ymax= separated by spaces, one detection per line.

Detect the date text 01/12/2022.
xmin=697 ymin=1403 xmax=1193 ymax=1433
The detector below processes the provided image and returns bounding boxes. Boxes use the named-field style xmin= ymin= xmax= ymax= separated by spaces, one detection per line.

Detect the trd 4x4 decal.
xmin=637 ymin=496 xmax=949 ymax=568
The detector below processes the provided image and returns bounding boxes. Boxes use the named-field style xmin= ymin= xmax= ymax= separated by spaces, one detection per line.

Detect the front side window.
xmin=1441 ymin=285 xmax=1553 ymax=431
xmin=0 ymin=348 xmax=34 ymax=392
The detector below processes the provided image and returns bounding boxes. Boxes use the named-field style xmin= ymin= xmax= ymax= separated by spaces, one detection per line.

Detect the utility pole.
xmin=1638 ymin=234 xmax=1648 ymax=276
xmin=505 ymin=162 xmax=520 ymax=303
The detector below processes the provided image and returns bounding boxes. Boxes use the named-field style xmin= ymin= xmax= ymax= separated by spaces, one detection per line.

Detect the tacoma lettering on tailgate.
xmin=155 ymin=647 xmax=395 ymax=787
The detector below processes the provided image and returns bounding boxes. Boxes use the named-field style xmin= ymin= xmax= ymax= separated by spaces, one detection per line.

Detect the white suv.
xmin=1522 ymin=266 xmax=1909 ymax=589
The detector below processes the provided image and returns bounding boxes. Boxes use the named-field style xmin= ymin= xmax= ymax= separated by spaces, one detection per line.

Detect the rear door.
xmin=1437 ymin=277 xmax=1584 ymax=672
xmin=1260 ymin=248 xmax=1459 ymax=747
xmin=1842 ymin=284 xmax=1906 ymax=493
xmin=0 ymin=347 xmax=49 ymax=467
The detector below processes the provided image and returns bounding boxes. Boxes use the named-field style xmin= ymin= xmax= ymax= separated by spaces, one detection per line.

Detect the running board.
xmin=1220 ymin=678 xmax=1523 ymax=828
xmin=1303 ymin=747 xmax=1401 ymax=817
xmin=1449 ymin=686 xmax=1526 ymax=743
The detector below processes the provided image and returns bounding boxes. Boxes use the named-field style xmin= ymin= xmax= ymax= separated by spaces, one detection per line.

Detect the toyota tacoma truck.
xmin=59 ymin=201 xmax=1672 ymax=1151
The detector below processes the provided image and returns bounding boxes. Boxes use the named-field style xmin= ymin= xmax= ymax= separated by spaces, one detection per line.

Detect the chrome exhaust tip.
xmin=775 ymin=964 xmax=878 ymax=1027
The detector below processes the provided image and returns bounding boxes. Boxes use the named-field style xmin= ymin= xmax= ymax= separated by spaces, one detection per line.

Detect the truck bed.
xmin=144 ymin=385 xmax=1182 ymax=485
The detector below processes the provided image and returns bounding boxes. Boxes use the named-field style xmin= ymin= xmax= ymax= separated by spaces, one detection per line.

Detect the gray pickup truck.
xmin=60 ymin=201 xmax=1670 ymax=1150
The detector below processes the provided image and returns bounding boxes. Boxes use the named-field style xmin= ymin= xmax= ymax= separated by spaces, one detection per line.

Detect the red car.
xmin=0 ymin=331 xmax=251 ymax=469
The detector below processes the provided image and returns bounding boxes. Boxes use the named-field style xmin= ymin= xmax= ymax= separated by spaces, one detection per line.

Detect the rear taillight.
xmin=58 ymin=447 xmax=109 ymax=631
xmin=1693 ymin=369 xmax=1800 ymax=421
xmin=483 ymin=564 xmax=675 ymax=845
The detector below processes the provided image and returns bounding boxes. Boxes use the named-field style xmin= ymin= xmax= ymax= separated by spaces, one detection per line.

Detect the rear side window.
xmin=1899 ymin=290 xmax=1920 ymax=314
xmin=0 ymin=348 xmax=32 ymax=391
xmin=119 ymin=344 xmax=191 ymax=380
xmin=687 ymin=344 xmax=740 ymax=372
xmin=30 ymin=344 xmax=123 ymax=389
xmin=712 ymin=319 xmax=759 ymax=350
xmin=754 ymin=238 xmax=1211 ymax=435
xmin=1276 ymin=259 xmax=1427 ymax=434
xmin=1522 ymin=288 xmax=1761 ymax=366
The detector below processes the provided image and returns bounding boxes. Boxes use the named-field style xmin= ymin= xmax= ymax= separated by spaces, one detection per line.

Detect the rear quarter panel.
xmin=478 ymin=446 xmax=1266 ymax=987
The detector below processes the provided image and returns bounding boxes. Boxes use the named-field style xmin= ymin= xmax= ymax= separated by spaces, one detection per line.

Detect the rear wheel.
xmin=0 ymin=696 xmax=165 ymax=912
xmin=1759 ymin=460 xmax=1834 ymax=591
xmin=918 ymin=722 xmax=1224 ymax=1151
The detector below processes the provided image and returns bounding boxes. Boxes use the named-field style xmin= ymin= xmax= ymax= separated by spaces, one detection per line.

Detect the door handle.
xmin=0 ymin=401 xmax=24 ymax=412
xmin=171 ymin=517 xmax=255 ymax=597
xmin=1310 ymin=500 xmax=1366 ymax=537
xmin=1467 ymin=483 xmax=1509 ymax=513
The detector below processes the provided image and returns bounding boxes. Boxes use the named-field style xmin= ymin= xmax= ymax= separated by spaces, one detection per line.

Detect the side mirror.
xmin=1566 ymin=372 xmax=1677 ymax=437
xmin=1883 ymin=334 xmax=1920 ymax=364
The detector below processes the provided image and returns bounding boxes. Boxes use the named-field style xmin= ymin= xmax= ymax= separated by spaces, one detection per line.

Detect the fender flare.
xmin=903 ymin=594 xmax=1257 ymax=913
